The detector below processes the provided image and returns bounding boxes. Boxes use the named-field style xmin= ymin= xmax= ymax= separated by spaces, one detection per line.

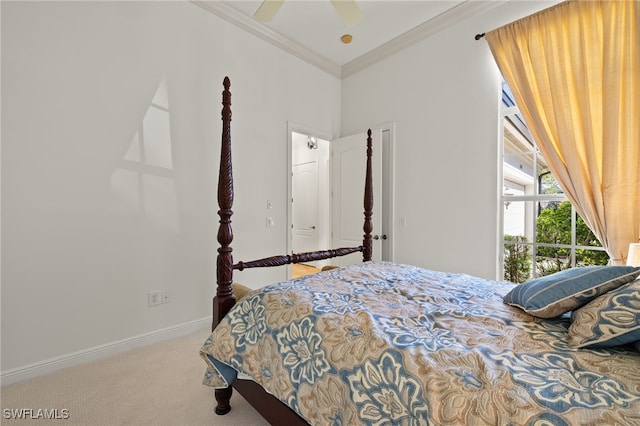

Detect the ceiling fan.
xmin=254 ymin=0 xmax=364 ymax=27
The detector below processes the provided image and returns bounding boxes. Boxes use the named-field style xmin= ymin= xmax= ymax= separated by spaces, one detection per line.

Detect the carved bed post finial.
xmin=363 ymin=128 xmax=373 ymax=262
xmin=213 ymin=76 xmax=236 ymax=331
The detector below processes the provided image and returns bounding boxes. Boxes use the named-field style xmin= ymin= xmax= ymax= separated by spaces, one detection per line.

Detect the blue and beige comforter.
xmin=200 ymin=261 xmax=640 ymax=425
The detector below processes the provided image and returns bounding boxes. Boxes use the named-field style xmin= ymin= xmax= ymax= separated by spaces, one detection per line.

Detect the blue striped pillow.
xmin=503 ymin=266 xmax=640 ymax=318
xmin=568 ymin=279 xmax=640 ymax=348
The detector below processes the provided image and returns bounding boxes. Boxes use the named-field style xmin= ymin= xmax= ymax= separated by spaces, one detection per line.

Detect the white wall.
xmin=1 ymin=1 xmax=340 ymax=376
xmin=341 ymin=1 xmax=558 ymax=279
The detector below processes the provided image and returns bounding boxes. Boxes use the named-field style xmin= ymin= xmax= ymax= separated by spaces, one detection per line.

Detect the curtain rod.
xmin=475 ymin=1 xmax=571 ymax=42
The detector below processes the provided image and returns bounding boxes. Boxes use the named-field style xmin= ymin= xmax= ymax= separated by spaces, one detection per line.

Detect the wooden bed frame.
xmin=211 ymin=77 xmax=374 ymax=424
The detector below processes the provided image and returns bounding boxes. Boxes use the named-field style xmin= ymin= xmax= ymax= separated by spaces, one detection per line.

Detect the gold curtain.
xmin=486 ymin=0 xmax=639 ymax=265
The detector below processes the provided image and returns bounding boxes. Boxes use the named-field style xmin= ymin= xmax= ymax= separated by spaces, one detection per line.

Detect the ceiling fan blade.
xmin=329 ymin=0 xmax=364 ymax=28
xmin=254 ymin=0 xmax=285 ymax=23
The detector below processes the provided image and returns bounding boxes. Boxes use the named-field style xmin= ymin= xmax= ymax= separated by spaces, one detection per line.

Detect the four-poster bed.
xmin=200 ymin=77 xmax=640 ymax=425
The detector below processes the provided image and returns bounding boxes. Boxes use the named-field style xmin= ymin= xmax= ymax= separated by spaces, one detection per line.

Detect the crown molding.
xmin=191 ymin=1 xmax=342 ymax=78
xmin=191 ymin=0 xmax=506 ymax=80
xmin=342 ymin=0 xmax=507 ymax=78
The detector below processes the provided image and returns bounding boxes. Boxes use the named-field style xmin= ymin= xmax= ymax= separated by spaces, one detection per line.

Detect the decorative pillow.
xmin=232 ymin=282 xmax=252 ymax=301
xmin=568 ymin=279 xmax=640 ymax=348
xmin=503 ymin=266 xmax=640 ymax=318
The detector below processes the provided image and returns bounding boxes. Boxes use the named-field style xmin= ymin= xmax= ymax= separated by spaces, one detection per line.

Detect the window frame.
xmin=498 ymin=86 xmax=607 ymax=281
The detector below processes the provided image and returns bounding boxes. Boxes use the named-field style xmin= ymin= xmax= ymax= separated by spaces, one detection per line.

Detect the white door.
xmin=292 ymin=161 xmax=319 ymax=254
xmin=331 ymin=130 xmax=383 ymax=265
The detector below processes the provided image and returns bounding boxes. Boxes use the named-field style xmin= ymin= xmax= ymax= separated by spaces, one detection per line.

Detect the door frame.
xmin=379 ymin=122 xmax=396 ymax=262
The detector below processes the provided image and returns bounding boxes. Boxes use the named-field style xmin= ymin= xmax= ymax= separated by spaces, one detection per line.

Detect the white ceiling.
xmin=223 ymin=0 xmax=466 ymax=65
xmin=193 ymin=0 xmax=507 ymax=78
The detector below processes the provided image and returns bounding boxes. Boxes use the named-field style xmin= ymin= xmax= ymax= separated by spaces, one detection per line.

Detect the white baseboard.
xmin=1 ymin=317 xmax=212 ymax=387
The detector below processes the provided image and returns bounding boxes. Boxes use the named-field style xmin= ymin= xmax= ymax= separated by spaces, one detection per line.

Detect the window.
xmin=499 ymin=83 xmax=608 ymax=283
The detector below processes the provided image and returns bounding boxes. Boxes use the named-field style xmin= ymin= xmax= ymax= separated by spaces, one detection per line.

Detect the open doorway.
xmin=291 ymin=131 xmax=331 ymax=275
xmin=286 ymin=123 xmax=394 ymax=279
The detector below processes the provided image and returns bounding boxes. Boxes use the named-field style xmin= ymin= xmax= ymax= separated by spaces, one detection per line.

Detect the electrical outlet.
xmin=148 ymin=291 xmax=161 ymax=307
xmin=161 ymin=291 xmax=170 ymax=304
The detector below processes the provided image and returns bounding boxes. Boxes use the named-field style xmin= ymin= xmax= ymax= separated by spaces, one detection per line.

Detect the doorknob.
xmin=373 ymin=234 xmax=388 ymax=240
xmin=311 ymin=226 xmax=316 ymax=229
xmin=381 ymin=234 xmax=388 ymax=240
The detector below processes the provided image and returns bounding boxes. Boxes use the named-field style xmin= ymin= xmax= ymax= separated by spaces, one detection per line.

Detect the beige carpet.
xmin=0 ymin=327 xmax=269 ymax=426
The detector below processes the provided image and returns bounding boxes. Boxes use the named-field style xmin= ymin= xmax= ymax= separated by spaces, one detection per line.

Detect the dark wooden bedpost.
xmin=213 ymin=77 xmax=235 ymax=415
xmin=213 ymin=76 xmax=236 ymax=330
xmin=363 ymin=128 xmax=373 ymax=262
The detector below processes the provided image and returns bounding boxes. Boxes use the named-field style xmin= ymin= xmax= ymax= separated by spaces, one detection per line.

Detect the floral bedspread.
xmin=200 ymin=261 xmax=640 ymax=425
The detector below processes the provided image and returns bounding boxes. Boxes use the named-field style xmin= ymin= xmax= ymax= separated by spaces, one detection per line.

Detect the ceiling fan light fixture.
xmin=341 ymin=34 xmax=353 ymax=44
